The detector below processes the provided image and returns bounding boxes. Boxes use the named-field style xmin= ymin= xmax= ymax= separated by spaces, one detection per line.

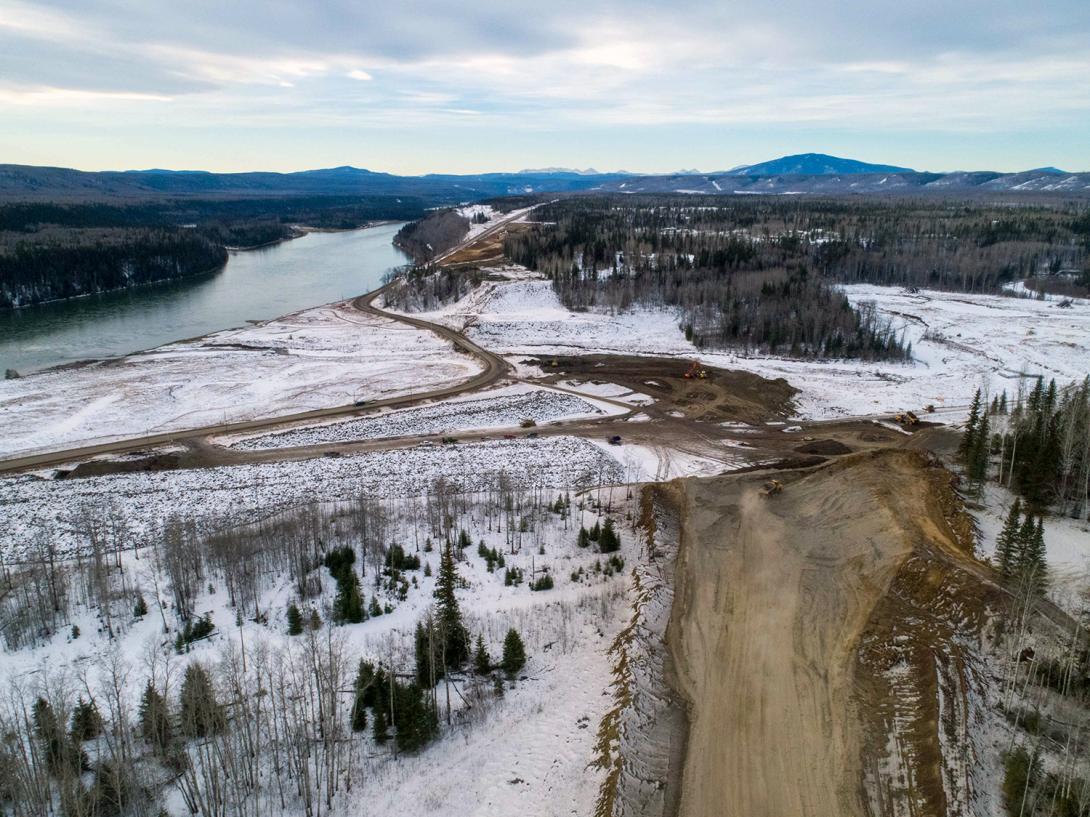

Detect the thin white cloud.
xmin=0 ymin=85 xmax=172 ymax=105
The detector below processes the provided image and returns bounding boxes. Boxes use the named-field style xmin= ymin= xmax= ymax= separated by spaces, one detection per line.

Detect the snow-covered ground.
xmin=456 ymin=203 xmax=499 ymax=241
xmin=1 ymin=436 xmax=626 ymax=561
xmin=224 ymin=384 xmax=619 ymax=451
xmin=392 ymin=272 xmax=690 ymax=358
xmin=1 ymin=474 xmax=640 ymax=817
xmin=712 ymin=286 xmax=1086 ymax=419
xmin=400 ymin=270 xmax=1090 ymax=422
xmin=972 ymin=481 xmax=1090 ymax=616
xmin=0 ymin=301 xmax=481 ymax=459
xmin=1002 ymin=278 xmax=1089 ymax=305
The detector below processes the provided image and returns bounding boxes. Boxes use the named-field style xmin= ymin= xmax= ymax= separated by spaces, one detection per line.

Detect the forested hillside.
xmin=501 ymin=196 xmax=1090 ymax=359
xmin=0 ymin=196 xmax=428 ymax=308
xmin=0 ymin=229 xmax=227 ymax=308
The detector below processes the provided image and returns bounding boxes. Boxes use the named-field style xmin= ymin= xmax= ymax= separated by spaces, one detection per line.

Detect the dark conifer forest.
xmin=501 ymin=196 xmax=1090 ymax=360
xmin=0 ymin=196 xmax=430 ymax=308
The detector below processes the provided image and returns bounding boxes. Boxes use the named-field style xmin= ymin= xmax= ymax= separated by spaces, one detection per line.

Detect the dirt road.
xmin=0 ymin=237 xmax=514 ymax=475
xmin=667 ymin=451 xmax=957 ymax=817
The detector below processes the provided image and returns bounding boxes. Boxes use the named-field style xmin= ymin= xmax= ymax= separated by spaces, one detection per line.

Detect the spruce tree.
xmin=433 ymin=542 xmax=469 ymax=666
xmin=138 ymin=681 xmax=172 ymax=753
xmin=1016 ymin=514 xmax=1037 ymax=573
xmin=959 ymin=388 xmax=982 ymax=462
xmin=599 ymin=518 xmax=621 ymax=553
xmin=69 ymin=698 xmax=102 ymax=742
xmin=474 ymin=634 xmax=491 ymax=675
xmin=179 ymin=663 xmax=223 ymax=738
xmin=33 ymin=698 xmax=83 ymax=777
xmin=969 ymin=413 xmax=991 ymax=484
xmin=995 ymin=499 xmax=1022 ymax=578
xmin=133 ymin=593 xmax=148 ymax=618
xmin=350 ymin=690 xmax=368 ymax=733
xmin=372 ymin=702 xmax=388 ymax=744
xmin=501 ymin=628 xmax=526 ymax=676
xmin=1026 ymin=517 xmax=1048 ymax=594
xmin=286 ymin=602 xmax=303 ymax=636
xmin=393 ymin=682 xmax=438 ymax=753
xmin=415 ymin=619 xmax=442 ymax=686
xmin=332 ymin=571 xmax=365 ymax=624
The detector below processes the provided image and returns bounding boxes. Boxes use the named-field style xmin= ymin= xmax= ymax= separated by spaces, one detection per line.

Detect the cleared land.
xmin=667 ymin=450 xmax=977 ymax=817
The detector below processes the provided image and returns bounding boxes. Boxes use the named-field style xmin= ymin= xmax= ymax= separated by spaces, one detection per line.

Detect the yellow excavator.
xmin=684 ymin=360 xmax=707 ymax=379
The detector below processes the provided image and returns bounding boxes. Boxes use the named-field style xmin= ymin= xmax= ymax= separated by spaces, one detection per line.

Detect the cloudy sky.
xmin=2 ymin=0 xmax=1088 ymax=173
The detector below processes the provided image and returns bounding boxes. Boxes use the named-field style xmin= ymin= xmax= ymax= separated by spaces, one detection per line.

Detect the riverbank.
xmin=0 ymin=222 xmax=410 ymax=374
xmin=0 ymin=296 xmax=481 ymax=459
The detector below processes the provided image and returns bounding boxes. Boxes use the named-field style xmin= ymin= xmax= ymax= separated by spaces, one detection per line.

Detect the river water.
xmin=0 ymin=222 xmax=409 ymax=374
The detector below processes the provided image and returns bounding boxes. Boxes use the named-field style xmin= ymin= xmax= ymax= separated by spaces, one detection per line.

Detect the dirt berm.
xmin=666 ymin=449 xmax=978 ymax=817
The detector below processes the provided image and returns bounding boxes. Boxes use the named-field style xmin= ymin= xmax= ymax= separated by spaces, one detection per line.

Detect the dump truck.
xmin=760 ymin=479 xmax=783 ymax=497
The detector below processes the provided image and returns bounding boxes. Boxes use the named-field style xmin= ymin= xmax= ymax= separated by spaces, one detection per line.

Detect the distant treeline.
xmin=0 ymin=196 xmax=430 ymax=308
xmin=506 ymin=196 xmax=1090 ymax=292
xmin=0 ymin=229 xmax=227 ymax=308
xmin=497 ymin=199 xmax=899 ymax=359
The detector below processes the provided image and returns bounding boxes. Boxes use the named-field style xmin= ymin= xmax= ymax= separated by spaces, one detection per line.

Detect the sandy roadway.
xmin=667 ymin=451 xmax=944 ymax=817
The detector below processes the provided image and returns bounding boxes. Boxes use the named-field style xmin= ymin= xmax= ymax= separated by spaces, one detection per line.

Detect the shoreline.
xmin=3 ymin=219 xmax=403 ymax=312
xmin=2 ymin=221 xmax=408 ymax=377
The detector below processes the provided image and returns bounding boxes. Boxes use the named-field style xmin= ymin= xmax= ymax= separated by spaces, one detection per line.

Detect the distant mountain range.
xmin=1 ymin=154 xmax=1087 ymax=202
xmin=0 ymin=163 xmax=629 ymax=203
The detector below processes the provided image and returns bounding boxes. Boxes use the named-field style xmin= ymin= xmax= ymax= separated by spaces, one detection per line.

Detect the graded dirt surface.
xmin=666 ymin=449 xmax=975 ymax=817
xmin=531 ymin=354 xmax=798 ymax=425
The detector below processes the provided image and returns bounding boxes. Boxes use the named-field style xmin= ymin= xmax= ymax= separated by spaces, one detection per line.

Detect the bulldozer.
xmin=683 ymin=360 xmax=707 ymax=380
xmin=894 ymin=411 xmax=920 ymax=426
xmin=760 ymin=479 xmax=783 ymax=497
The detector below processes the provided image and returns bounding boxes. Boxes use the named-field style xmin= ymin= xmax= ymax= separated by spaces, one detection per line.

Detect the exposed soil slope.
xmin=667 ymin=450 xmax=978 ymax=817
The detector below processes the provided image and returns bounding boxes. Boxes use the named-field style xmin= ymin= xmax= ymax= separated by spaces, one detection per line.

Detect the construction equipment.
xmin=924 ymin=404 xmax=936 ymax=414
xmin=894 ymin=411 xmax=920 ymax=426
xmin=683 ymin=360 xmax=707 ymax=379
xmin=760 ymin=479 xmax=783 ymax=497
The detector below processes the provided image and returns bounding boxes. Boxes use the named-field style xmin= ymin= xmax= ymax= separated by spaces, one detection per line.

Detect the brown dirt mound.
xmin=795 ymin=438 xmax=853 ymax=455
xmin=666 ymin=449 xmax=986 ymax=817
xmin=534 ymin=354 xmax=797 ymax=424
xmin=62 ymin=452 xmax=184 ymax=478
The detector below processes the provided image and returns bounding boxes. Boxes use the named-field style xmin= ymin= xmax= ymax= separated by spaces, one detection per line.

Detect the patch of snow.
xmin=0 ymin=301 xmax=481 ymax=459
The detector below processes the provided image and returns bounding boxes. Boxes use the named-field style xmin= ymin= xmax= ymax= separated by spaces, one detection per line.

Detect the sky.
xmin=1 ymin=0 xmax=1089 ymax=175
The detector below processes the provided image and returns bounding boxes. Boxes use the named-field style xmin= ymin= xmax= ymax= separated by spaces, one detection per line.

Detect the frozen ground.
xmin=455 ymin=203 xmax=498 ymax=241
xmin=403 ymin=271 xmax=1090 ymax=422
xmin=0 ymin=300 xmax=481 ymax=459
xmin=2 ymin=475 xmax=639 ymax=817
xmin=225 ymin=384 xmax=617 ymax=451
xmin=1002 ymin=279 xmax=1089 ymax=305
xmin=1 ymin=436 xmax=626 ymax=560
xmin=712 ymin=286 xmax=1089 ymax=420
xmin=972 ymin=481 xmax=1090 ymax=616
